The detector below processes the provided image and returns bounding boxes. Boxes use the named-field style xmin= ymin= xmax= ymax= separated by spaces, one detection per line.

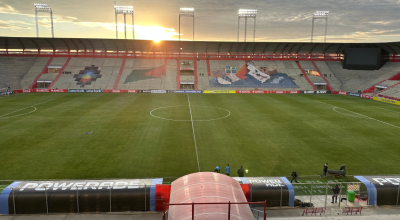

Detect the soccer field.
xmin=0 ymin=93 xmax=399 ymax=181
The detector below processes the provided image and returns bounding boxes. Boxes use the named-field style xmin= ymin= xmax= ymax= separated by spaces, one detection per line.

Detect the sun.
xmin=135 ymin=25 xmax=178 ymax=41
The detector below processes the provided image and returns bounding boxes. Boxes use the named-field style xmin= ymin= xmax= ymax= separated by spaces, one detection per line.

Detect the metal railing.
xmin=163 ymin=201 xmax=267 ymax=220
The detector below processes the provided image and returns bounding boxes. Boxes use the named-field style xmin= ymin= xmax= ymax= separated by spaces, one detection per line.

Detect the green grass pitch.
xmin=0 ymin=93 xmax=399 ymax=181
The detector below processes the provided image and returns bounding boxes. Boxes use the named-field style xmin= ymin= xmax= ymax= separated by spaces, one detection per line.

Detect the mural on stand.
xmin=209 ymin=63 xmax=298 ymax=88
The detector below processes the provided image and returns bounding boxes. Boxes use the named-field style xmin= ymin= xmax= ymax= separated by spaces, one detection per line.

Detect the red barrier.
xmin=156 ymin=184 xmax=171 ymax=211
xmin=338 ymin=91 xmax=348 ymax=95
xmin=13 ymin=90 xmax=23 ymax=93
xmin=240 ymin=184 xmax=251 ymax=202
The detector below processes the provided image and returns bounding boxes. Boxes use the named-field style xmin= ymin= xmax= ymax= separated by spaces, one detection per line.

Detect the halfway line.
xmin=187 ymin=94 xmax=200 ymax=172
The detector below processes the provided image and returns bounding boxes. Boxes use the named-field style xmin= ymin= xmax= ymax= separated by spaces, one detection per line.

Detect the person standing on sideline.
xmin=331 ymin=185 xmax=340 ymax=203
xmin=214 ymin=165 xmax=220 ymax=173
xmin=290 ymin=170 xmax=299 ymax=183
xmin=320 ymin=163 xmax=328 ymax=178
xmin=237 ymin=166 xmax=244 ymax=177
xmin=225 ymin=164 xmax=231 ymax=176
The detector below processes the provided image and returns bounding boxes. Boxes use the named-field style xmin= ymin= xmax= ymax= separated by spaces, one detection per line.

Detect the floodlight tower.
xmin=311 ymin=11 xmax=329 ymax=43
xmin=238 ymin=9 xmax=257 ymax=42
xmin=34 ymin=3 xmax=54 ymax=38
xmin=114 ymin=4 xmax=134 ymax=39
xmin=179 ymin=8 xmax=194 ymax=41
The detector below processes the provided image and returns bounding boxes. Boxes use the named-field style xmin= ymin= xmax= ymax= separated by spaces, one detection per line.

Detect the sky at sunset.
xmin=1 ymin=0 xmax=400 ymax=42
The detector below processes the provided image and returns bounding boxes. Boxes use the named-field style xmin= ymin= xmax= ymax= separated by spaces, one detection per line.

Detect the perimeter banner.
xmin=68 ymin=89 xmax=102 ymax=93
xmin=203 ymin=90 xmax=236 ymax=93
xmin=103 ymin=90 xmax=137 ymax=93
xmin=349 ymin=92 xmax=361 ymax=97
xmin=0 ymin=179 xmax=162 ymax=214
xmin=173 ymin=90 xmax=203 ymax=93
xmin=361 ymin=94 xmax=373 ymax=99
xmin=338 ymin=91 xmax=348 ymax=95
xmin=373 ymin=97 xmax=400 ymax=105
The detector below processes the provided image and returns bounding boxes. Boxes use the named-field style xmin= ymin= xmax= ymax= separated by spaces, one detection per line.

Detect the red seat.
xmin=342 ymin=207 xmax=352 ymax=215
xmin=352 ymin=207 xmax=363 ymax=215
xmin=302 ymin=208 xmax=314 ymax=216
xmin=313 ymin=207 xmax=326 ymax=216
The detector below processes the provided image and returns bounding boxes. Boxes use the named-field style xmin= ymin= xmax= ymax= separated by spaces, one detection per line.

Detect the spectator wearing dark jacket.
xmin=238 ymin=166 xmax=244 ymax=177
xmin=331 ymin=185 xmax=340 ymax=203
xmin=320 ymin=163 xmax=328 ymax=178
xmin=291 ymin=170 xmax=299 ymax=183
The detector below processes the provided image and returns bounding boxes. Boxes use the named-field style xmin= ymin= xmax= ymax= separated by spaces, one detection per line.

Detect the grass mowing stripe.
xmin=315 ymin=99 xmax=400 ymax=129
xmin=187 ymin=94 xmax=200 ymax=172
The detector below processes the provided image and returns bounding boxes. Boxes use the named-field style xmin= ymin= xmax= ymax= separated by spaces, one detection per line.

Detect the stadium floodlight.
xmin=311 ymin=11 xmax=329 ymax=43
xmin=179 ymin=7 xmax=194 ymax=41
xmin=34 ymin=3 xmax=54 ymax=38
xmin=238 ymin=9 xmax=257 ymax=42
xmin=114 ymin=3 xmax=134 ymax=39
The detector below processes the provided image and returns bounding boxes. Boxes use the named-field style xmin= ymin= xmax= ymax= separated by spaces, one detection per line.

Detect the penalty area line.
xmin=0 ymin=99 xmax=55 ymax=118
xmin=187 ymin=94 xmax=200 ymax=172
xmin=314 ymin=99 xmax=400 ymax=129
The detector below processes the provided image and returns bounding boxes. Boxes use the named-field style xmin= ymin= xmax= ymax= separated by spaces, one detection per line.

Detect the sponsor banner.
xmin=173 ymin=90 xmax=203 ymax=93
xmin=236 ymin=90 xmax=301 ymax=94
xmin=354 ymin=176 xmax=400 ymax=206
xmin=22 ymin=89 xmax=34 ymax=93
xmin=338 ymin=91 xmax=348 ymax=95
xmin=373 ymin=97 xmax=400 ymax=106
xmin=138 ymin=90 xmax=152 ymax=93
xmin=85 ymin=89 xmax=102 ymax=93
xmin=68 ymin=89 xmax=102 ymax=93
xmin=203 ymin=90 xmax=236 ymax=94
xmin=13 ymin=90 xmax=23 ymax=94
xmin=348 ymin=92 xmax=361 ymax=97
xmin=103 ymin=90 xmax=138 ymax=93
xmin=50 ymin=89 xmax=68 ymax=93
xmin=151 ymin=90 xmax=167 ymax=93
xmin=35 ymin=89 xmax=50 ymax=92
xmin=1 ymin=179 xmax=163 ymax=214
xmin=68 ymin=89 xmax=86 ymax=93
xmin=361 ymin=94 xmax=373 ymax=100
xmin=303 ymin=91 xmax=315 ymax=94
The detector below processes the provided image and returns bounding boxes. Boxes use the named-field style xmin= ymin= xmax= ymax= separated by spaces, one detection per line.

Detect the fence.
xmin=163 ymin=201 xmax=267 ymax=220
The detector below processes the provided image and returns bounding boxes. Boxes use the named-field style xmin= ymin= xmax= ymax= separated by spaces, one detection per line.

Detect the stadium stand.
xmin=19 ymin=57 xmax=52 ymax=89
xmin=51 ymin=58 xmax=123 ymax=90
xmin=196 ymin=60 xmax=209 ymax=90
xmin=324 ymin=61 xmax=400 ymax=93
xmin=0 ymin=57 xmax=37 ymax=89
xmin=116 ymin=59 xmax=167 ymax=90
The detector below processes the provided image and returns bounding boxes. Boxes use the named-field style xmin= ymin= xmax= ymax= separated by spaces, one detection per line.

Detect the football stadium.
xmin=1 ymin=1 xmax=400 ymax=220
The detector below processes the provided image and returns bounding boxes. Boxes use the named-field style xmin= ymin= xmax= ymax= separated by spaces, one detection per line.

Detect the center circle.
xmin=150 ymin=105 xmax=231 ymax=121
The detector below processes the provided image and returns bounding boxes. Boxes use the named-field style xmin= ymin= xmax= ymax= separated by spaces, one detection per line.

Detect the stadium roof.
xmin=1 ymin=37 xmax=400 ymax=54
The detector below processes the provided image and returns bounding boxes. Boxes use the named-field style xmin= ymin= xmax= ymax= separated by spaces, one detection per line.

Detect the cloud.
xmin=0 ymin=20 xmax=31 ymax=30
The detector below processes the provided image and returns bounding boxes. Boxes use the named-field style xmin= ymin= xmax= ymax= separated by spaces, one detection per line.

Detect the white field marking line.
xmin=315 ymin=100 xmax=400 ymax=129
xmin=0 ymin=99 xmax=54 ymax=119
xmin=372 ymin=106 xmax=400 ymax=114
xmin=149 ymin=105 xmax=230 ymax=122
xmin=0 ymin=107 xmax=37 ymax=119
xmin=187 ymin=94 xmax=200 ymax=172
xmin=332 ymin=107 xmax=369 ymax=119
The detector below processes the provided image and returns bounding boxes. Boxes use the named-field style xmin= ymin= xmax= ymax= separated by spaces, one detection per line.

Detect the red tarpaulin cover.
xmin=168 ymin=172 xmax=254 ymax=220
